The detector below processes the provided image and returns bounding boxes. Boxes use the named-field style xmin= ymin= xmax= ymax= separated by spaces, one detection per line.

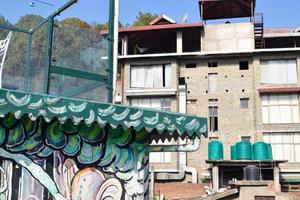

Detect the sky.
xmin=1 ymin=0 xmax=300 ymax=28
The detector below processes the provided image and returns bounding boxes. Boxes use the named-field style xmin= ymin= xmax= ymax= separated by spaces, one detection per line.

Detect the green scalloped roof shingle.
xmin=0 ymin=89 xmax=207 ymax=139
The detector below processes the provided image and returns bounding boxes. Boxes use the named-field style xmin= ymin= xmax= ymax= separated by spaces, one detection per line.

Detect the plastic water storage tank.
xmin=230 ymin=144 xmax=237 ymax=160
xmin=236 ymin=140 xmax=252 ymax=160
xmin=253 ymin=142 xmax=272 ymax=160
xmin=243 ymin=165 xmax=260 ymax=181
xmin=208 ymin=140 xmax=223 ymax=160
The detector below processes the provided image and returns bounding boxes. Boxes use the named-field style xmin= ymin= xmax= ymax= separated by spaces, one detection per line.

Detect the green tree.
xmin=132 ymin=12 xmax=158 ymax=27
xmin=0 ymin=15 xmax=11 ymax=39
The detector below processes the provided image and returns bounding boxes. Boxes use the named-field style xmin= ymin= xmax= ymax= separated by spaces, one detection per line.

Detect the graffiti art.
xmin=0 ymin=89 xmax=207 ymax=200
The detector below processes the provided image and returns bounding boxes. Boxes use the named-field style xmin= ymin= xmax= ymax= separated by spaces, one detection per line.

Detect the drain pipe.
xmin=152 ymin=78 xmax=199 ymax=183
xmin=178 ymin=80 xmax=198 ymax=183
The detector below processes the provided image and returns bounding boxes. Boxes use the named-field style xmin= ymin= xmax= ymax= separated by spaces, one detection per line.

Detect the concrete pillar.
xmin=122 ymin=35 xmax=128 ymax=55
xmin=176 ymin=31 xmax=183 ymax=54
xmin=150 ymin=166 xmax=155 ymax=198
xmin=212 ymin=164 xmax=219 ymax=191
xmin=273 ymin=165 xmax=281 ymax=192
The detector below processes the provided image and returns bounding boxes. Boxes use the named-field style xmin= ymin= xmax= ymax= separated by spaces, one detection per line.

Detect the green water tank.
xmin=230 ymin=145 xmax=237 ymax=160
xmin=253 ymin=142 xmax=270 ymax=160
xmin=208 ymin=140 xmax=223 ymax=160
xmin=236 ymin=140 xmax=252 ymax=160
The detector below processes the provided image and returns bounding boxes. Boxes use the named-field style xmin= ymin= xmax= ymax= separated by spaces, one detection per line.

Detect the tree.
xmin=0 ymin=15 xmax=11 ymax=39
xmin=132 ymin=12 xmax=158 ymax=27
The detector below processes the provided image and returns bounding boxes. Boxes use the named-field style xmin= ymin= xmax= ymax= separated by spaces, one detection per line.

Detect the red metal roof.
xmin=101 ymin=23 xmax=203 ymax=34
xmin=199 ymin=0 xmax=256 ymax=20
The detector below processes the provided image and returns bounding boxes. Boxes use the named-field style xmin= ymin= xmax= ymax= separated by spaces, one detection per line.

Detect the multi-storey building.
xmin=114 ymin=0 xmax=300 ymax=191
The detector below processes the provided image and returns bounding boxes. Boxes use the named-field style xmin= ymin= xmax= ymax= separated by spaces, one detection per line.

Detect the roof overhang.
xmin=258 ymin=87 xmax=300 ymax=94
xmin=101 ymin=23 xmax=203 ymax=35
xmin=0 ymin=89 xmax=207 ymax=142
xmin=199 ymin=0 xmax=256 ymax=20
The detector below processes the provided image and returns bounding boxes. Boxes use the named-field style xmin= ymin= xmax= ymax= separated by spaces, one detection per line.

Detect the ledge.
xmin=258 ymin=87 xmax=300 ymax=94
xmin=229 ymin=180 xmax=273 ymax=186
xmin=206 ymin=160 xmax=287 ymax=166
xmin=125 ymin=88 xmax=177 ymax=97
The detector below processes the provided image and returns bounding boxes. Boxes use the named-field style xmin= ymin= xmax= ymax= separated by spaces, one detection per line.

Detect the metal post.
xmin=43 ymin=17 xmax=54 ymax=94
xmin=107 ymin=0 xmax=115 ymax=103
xmin=25 ymin=33 xmax=32 ymax=92
xmin=113 ymin=0 xmax=119 ymax=103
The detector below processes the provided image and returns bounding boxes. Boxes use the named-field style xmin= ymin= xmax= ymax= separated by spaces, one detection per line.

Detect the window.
xmin=186 ymin=63 xmax=196 ymax=68
xmin=209 ymin=99 xmax=218 ymax=132
xmin=130 ymin=64 xmax=171 ymax=88
xmin=178 ymin=77 xmax=185 ymax=85
xmin=208 ymin=73 xmax=218 ymax=93
xmin=240 ymin=98 xmax=249 ymax=108
xmin=261 ymin=59 xmax=297 ymax=84
xmin=130 ymin=97 xmax=171 ymax=163
xmin=263 ymin=132 xmax=300 ymax=162
xmin=262 ymin=94 xmax=299 ymax=124
xmin=239 ymin=61 xmax=249 ymax=70
xmin=130 ymin=97 xmax=171 ymax=111
xmin=208 ymin=61 xmax=218 ymax=67
xmin=241 ymin=136 xmax=251 ymax=142
xmin=209 ymin=137 xmax=219 ymax=141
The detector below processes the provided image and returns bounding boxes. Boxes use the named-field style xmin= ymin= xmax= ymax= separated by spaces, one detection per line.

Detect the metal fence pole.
xmin=107 ymin=0 xmax=115 ymax=103
xmin=43 ymin=17 xmax=54 ymax=94
xmin=25 ymin=33 xmax=32 ymax=92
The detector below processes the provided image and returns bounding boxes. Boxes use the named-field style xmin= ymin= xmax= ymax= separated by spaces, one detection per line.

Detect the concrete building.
xmin=113 ymin=0 xmax=300 ymax=197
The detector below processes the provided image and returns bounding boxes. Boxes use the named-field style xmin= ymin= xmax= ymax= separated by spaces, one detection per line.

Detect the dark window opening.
xmin=182 ymin=29 xmax=201 ymax=52
xmin=255 ymin=196 xmax=275 ymax=200
xmin=209 ymin=137 xmax=219 ymax=141
xmin=208 ymin=61 xmax=218 ymax=68
xmin=239 ymin=61 xmax=249 ymax=70
xmin=127 ymin=30 xmax=177 ymax=55
xmin=186 ymin=63 xmax=197 ymax=68
xmin=240 ymin=98 xmax=249 ymax=108
xmin=209 ymin=106 xmax=218 ymax=131
xmin=162 ymin=64 xmax=166 ymax=87
xmin=241 ymin=136 xmax=251 ymax=142
xmin=265 ymin=37 xmax=297 ymax=49
xmin=179 ymin=77 xmax=185 ymax=85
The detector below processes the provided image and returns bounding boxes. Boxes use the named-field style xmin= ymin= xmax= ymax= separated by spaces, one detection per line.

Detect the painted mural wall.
xmin=0 ymin=113 xmax=150 ymax=200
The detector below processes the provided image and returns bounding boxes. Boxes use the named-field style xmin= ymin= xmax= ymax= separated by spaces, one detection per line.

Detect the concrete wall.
xmin=201 ymin=23 xmax=255 ymax=52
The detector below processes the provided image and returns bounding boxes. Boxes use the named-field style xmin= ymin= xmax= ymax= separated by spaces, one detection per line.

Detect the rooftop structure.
xmin=199 ymin=0 xmax=256 ymax=20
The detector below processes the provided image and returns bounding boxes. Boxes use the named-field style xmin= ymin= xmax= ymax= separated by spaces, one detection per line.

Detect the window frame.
xmin=260 ymin=59 xmax=298 ymax=84
xmin=130 ymin=63 xmax=171 ymax=89
xmin=209 ymin=106 xmax=218 ymax=132
xmin=130 ymin=97 xmax=172 ymax=163
xmin=263 ymin=132 xmax=300 ymax=162
xmin=240 ymin=98 xmax=250 ymax=108
xmin=261 ymin=94 xmax=299 ymax=124
xmin=208 ymin=73 xmax=218 ymax=93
